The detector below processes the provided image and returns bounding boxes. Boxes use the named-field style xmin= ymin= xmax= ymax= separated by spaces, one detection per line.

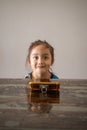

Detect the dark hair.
xmin=27 ymin=40 xmax=54 ymax=64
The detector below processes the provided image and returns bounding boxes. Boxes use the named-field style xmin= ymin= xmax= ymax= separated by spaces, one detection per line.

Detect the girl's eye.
xmin=33 ymin=56 xmax=38 ymax=60
xmin=43 ymin=56 xmax=49 ymax=60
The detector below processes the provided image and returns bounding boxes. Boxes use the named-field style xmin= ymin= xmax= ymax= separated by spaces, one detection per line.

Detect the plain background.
xmin=0 ymin=0 xmax=87 ymax=79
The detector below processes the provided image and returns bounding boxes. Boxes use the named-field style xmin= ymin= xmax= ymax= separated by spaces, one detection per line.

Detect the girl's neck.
xmin=32 ymin=71 xmax=51 ymax=80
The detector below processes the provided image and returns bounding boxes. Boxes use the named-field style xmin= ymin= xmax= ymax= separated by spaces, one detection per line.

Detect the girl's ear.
xmin=51 ymin=59 xmax=54 ymax=65
xmin=28 ymin=60 xmax=30 ymax=64
xmin=26 ymin=58 xmax=30 ymax=65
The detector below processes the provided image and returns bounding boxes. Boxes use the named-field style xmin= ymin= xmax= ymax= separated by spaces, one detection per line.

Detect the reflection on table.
xmin=28 ymin=91 xmax=60 ymax=113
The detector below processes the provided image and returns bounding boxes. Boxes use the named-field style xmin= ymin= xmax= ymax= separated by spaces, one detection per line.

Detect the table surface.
xmin=0 ymin=79 xmax=87 ymax=130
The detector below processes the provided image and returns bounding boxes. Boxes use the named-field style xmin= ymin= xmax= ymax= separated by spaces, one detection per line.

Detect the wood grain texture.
xmin=0 ymin=79 xmax=87 ymax=130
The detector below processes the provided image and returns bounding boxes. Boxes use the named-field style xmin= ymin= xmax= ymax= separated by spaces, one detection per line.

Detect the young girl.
xmin=26 ymin=40 xmax=59 ymax=80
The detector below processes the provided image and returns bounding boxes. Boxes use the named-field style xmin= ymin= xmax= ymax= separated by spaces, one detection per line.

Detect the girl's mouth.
xmin=37 ymin=66 xmax=45 ymax=68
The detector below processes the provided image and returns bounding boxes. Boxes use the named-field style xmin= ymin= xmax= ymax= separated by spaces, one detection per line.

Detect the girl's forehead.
xmin=33 ymin=45 xmax=47 ymax=49
xmin=31 ymin=45 xmax=50 ymax=53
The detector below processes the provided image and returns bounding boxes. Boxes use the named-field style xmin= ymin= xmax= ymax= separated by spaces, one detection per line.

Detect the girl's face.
xmin=29 ymin=45 xmax=53 ymax=75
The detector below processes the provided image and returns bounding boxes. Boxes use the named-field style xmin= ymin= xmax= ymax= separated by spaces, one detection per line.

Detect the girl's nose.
xmin=38 ymin=57 xmax=43 ymax=64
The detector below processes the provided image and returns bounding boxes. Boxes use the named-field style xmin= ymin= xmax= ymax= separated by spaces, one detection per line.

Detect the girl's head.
xmin=26 ymin=40 xmax=55 ymax=79
xmin=27 ymin=40 xmax=54 ymax=64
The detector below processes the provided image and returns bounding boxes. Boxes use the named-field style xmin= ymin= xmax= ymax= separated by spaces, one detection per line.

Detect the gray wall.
xmin=0 ymin=0 xmax=87 ymax=79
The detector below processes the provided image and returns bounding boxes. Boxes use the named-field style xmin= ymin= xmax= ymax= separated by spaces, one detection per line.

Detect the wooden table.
xmin=0 ymin=79 xmax=87 ymax=130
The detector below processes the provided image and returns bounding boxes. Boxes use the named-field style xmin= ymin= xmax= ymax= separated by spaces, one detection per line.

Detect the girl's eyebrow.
xmin=44 ymin=53 xmax=49 ymax=55
xmin=43 ymin=54 xmax=49 ymax=56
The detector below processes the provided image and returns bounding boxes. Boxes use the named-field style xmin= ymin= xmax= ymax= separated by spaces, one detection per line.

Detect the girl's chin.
xmin=36 ymin=69 xmax=46 ymax=74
